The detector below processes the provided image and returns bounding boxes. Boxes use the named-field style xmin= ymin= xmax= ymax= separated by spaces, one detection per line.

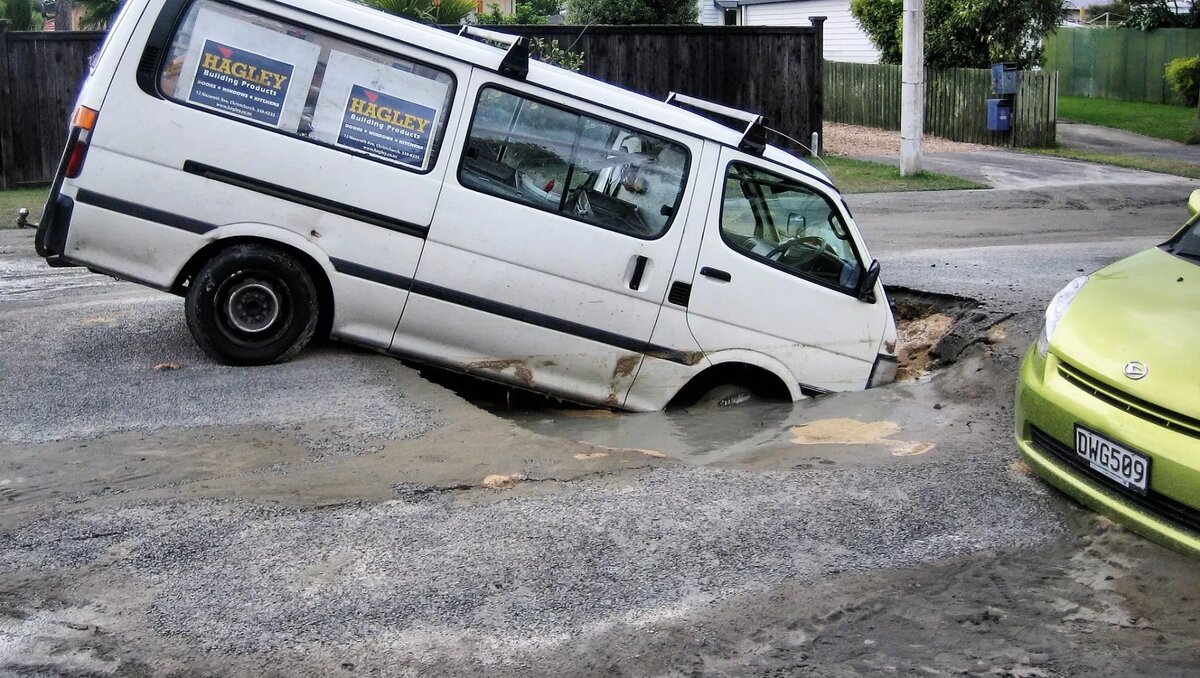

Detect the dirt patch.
xmin=896 ymin=313 xmax=953 ymax=381
xmin=789 ymin=418 xmax=934 ymax=456
xmin=823 ymin=123 xmax=991 ymax=156
xmin=887 ymin=287 xmax=1013 ymax=382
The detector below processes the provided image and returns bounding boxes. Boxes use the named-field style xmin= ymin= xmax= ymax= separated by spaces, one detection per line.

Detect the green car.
xmin=1016 ymin=189 xmax=1200 ymax=556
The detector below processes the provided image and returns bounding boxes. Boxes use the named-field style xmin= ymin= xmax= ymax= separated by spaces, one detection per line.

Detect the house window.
xmin=723 ymin=8 xmax=738 ymax=25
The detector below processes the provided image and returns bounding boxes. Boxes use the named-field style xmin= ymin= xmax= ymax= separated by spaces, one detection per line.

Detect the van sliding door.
xmin=392 ymin=76 xmax=702 ymax=407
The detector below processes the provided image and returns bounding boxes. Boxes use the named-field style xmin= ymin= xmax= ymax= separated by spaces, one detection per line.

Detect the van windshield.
xmin=1166 ymin=218 xmax=1200 ymax=263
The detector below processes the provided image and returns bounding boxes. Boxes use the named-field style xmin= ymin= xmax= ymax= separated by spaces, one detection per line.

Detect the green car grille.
xmin=1030 ymin=426 xmax=1200 ymax=534
xmin=1057 ymin=361 xmax=1200 ymax=439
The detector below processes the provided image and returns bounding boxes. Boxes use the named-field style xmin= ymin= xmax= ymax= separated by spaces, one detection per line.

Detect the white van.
xmin=34 ymin=0 xmax=897 ymax=411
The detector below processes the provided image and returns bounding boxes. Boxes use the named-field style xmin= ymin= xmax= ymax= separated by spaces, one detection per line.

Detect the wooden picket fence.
xmin=824 ymin=61 xmax=1058 ymax=148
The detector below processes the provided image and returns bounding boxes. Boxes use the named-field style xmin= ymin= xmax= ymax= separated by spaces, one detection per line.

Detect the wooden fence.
xmin=0 ymin=22 xmax=825 ymax=187
xmin=824 ymin=61 xmax=1058 ymax=148
xmin=1044 ymin=28 xmax=1200 ymax=105
xmin=460 ymin=23 xmax=825 ymax=155
xmin=0 ymin=23 xmax=103 ymax=189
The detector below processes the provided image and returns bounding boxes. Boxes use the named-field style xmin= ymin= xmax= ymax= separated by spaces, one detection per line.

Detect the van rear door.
xmin=686 ymin=147 xmax=886 ymax=392
xmin=392 ymin=77 xmax=701 ymax=407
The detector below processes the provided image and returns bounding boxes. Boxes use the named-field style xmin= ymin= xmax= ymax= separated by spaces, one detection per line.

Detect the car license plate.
xmin=1075 ymin=426 xmax=1150 ymax=495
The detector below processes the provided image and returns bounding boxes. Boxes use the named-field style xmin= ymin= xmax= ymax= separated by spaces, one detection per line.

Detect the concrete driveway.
xmin=857 ymin=149 xmax=1198 ymax=190
xmin=1058 ymin=122 xmax=1200 ymax=164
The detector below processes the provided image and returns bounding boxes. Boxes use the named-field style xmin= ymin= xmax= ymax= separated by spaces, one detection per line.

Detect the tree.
xmin=850 ymin=0 xmax=1062 ymax=69
xmin=480 ymin=1 xmax=549 ymax=24
xmin=1121 ymin=0 xmax=1199 ymax=29
xmin=1 ymin=0 xmax=37 ymax=30
xmin=362 ymin=0 xmax=477 ymax=24
xmin=75 ymin=0 xmax=120 ymax=28
xmin=565 ymin=0 xmax=696 ymax=25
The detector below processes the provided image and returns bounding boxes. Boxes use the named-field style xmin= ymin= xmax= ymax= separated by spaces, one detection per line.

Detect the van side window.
xmin=157 ymin=0 xmax=454 ymax=172
xmin=459 ymin=87 xmax=688 ymax=239
xmin=721 ymin=163 xmax=863 ymax=292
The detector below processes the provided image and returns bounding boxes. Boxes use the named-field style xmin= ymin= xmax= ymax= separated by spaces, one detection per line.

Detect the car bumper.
xmin=1015 ymin=344 xmax=1200 ymax=557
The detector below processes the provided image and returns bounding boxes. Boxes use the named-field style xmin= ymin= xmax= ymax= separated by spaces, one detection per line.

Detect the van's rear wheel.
xmin=185 ymin=244 xmax=319 ymax=366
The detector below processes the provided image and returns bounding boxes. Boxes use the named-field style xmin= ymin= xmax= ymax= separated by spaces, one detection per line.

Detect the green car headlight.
xmin=1037 ymin=275 xmax=1089 ymax=357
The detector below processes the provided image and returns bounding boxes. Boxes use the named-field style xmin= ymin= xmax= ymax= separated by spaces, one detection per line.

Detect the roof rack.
xmin=665 ymin=92 xmax=767 ymax=155
xmin=458 ymin=25 xmax=530 ymax=80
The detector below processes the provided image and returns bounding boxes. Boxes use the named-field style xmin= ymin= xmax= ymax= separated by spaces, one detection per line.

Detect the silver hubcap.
xmin=226 ymin=282 xmax=280 ymax=334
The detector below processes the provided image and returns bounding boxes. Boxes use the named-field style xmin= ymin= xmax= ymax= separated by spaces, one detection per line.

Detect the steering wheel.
xmin=766 ymin=235 xmax=831 ymax=266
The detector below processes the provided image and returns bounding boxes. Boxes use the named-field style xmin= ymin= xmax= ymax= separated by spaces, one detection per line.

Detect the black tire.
xmin=184 ymin=244 xmax=319 ymax=366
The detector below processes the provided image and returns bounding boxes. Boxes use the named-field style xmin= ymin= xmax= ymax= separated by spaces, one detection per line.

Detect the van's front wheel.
xmin=185 ymin=244 xmax=319 ymax=366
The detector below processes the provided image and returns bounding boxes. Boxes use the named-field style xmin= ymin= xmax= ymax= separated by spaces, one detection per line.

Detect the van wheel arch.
xmin=667 ymin=362 xmax=793 ymax=409
xmin=174 ymin=237 xmax=335 ymax=341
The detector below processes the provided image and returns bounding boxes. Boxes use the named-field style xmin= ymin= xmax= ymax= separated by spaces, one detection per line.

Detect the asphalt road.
xmin=1 ymin=170 xmax=1199 ymax=676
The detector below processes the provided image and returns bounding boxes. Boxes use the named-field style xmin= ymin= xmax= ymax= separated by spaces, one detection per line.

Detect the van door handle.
xmin=629 ymin=255 xmax=648 ymax=290
xmin=700 ymin=267 xmax=731 ymax=282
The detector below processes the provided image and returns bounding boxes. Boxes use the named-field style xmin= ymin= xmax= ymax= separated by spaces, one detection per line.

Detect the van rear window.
xmin=158 ymin=0 xmax=454 ymax=172
xmin=459 ymin=87 xmax=688 ymax=240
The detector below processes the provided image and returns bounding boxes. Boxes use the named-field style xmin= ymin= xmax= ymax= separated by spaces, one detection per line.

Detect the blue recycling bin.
xmin=987 ymin=98 xmax=1012 ymax=132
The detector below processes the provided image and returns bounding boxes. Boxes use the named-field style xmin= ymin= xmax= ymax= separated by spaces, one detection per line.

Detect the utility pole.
xmin=900 ymin=0 xmax=924 ymax=176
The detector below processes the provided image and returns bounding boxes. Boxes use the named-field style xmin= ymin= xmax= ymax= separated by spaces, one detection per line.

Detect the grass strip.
xmin=0 ymin=188 xmax=49 ymax=229
xmin=817 ymin=156 xmax=988 ymax=193
xmin=1058 ymin=96 xmax=1198 ymax=145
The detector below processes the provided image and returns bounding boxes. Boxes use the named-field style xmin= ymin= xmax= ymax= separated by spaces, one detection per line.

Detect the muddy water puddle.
xmin=411 ymin=288 xmax=994 ymax=464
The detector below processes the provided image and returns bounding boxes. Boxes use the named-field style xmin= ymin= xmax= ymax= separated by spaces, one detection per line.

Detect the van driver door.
xmin=685 ymin=147 xmax=886 ymax=392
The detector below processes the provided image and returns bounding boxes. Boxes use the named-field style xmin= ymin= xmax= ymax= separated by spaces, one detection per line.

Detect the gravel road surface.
xmin=2 ymin=169 xmax=1199 ymax=676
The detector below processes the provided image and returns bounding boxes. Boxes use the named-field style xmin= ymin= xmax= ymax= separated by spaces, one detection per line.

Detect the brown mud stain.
xmin=563 ymin=409 xmax=615 ymax=418
xmin=1009 ymin=458 xmax=1034 ymax=476
xmin=468 ymin=359 xmax=534 ymax=388
xmin=153 ymin=362 xmax=184 ymax=371
xmin=645 ymin=349 xmax=706 ymax=366
xmin=789 ymin=418 xmax=934 ymax=457
xmin=482 ymin=473 xmax=527 ymax=489
xmin=613 ymin=355 xmax=640 ymax=379
xmin=896 ymin=313 xmax=954 ymax=381
xmin=573 ymin=452 xmax=609 ymax=461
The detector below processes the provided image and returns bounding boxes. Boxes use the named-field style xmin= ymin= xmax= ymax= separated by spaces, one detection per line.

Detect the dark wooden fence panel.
xmin=0 ymin=24 xmax=104 ymax=188
xmin=825 ymin=60 xmax=1057 ymax=148
xmin=1 ymin=23 xmax=823 ymax=186
xmin=461 ymin=23 xmax=825 ymax=155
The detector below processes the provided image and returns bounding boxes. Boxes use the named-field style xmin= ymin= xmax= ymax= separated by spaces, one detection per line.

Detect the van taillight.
xmin=65 ymin=140 xmax=89 ymax=178
xmin=64 ymin=106 xmax=99 ymax=179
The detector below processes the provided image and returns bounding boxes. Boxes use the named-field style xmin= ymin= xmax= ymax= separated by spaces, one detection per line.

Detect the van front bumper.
xmin=1015 ymin=344 xmax=1200 ymax=557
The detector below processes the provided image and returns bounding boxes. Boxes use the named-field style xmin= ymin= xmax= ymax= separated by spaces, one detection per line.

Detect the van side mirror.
xmin=857 ymin=259 xmax=881 ymax=303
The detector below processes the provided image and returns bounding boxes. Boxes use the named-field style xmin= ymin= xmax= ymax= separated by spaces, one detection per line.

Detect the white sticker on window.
xmin=310 ymin=50 xmax=449 ymax=170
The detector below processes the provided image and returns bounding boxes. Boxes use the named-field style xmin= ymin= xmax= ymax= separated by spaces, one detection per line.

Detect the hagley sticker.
xmin=189 ymin=40 xmax=295 ymax=126
xmin=337 ymin=84 xmax=437 ymax=167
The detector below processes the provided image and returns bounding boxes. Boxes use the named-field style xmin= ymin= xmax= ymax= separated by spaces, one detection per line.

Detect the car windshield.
xmin=1167 ymin=219 xmax=1200 ymax=263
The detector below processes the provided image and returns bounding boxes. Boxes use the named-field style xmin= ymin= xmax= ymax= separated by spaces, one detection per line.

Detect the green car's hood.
xmin=1053 ymin=247 xmax=1200 ymax=419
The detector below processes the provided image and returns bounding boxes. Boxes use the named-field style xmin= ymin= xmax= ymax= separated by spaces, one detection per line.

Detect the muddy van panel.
xmin=38 ymin=0 xmax=896 ymax=410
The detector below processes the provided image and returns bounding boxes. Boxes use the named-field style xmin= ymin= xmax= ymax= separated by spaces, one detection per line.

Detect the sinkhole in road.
xmin=407 ymin=286 xmax=999 ymax=420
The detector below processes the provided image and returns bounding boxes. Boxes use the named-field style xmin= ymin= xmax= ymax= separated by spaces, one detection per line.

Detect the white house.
xmin=697 ymin=0 xmax=880 ymax=64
